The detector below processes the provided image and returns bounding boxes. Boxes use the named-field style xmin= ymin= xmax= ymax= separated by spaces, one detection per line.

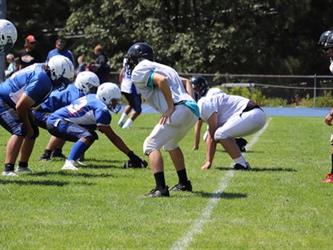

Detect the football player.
xmin=191 ymin=75 xmax=248 ymax=153
xmin=0 ymin=55 xmax=74 ymax=176
xmin=46 ymin=82 xmax=146 ymax=171
xmin=117 ymin=57 xmax=142 ymax=129
xmin=0 ymin=19 xmax=17 ymax=54
xmin=320 ymin=31 xmax=333 ymax=183
xmin=37 ymin=71 xmax=100 ymax=161
xmin=126 ymin=42 xmax=199 ymax=197
xmin=197 ymin=92 xmax=266 ymax=170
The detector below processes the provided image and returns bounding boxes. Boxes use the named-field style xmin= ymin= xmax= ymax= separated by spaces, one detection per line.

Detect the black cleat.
xmin=51 ymin=149 xmax=66 ymax=159
xmin=39 ymin=153 xmax=51 ymax=161
xmin=145 ymin=186 xmax=170 ymax=197
xmin=170 ymin=180 xmax=192 ymax=192
xmin=233 ymin=162 xmax=251 ymax=170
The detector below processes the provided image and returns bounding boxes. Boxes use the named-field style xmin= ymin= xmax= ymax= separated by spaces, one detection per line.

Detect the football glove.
xmin=124 ymin=151 xmax=148 ymax=168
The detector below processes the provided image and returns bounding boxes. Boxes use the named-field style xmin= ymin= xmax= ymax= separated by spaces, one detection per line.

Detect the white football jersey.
xmin=205 ymin=87 xmax=223 ymax=97
xmin=120 ymin=58 xmax=135 ymax=93
xmin=131 ymin=59 xmax=194 ymax=113
xmin=198 ymin=92 xmax=249 ymax=126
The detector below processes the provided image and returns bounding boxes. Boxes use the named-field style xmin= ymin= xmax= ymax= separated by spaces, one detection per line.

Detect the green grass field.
xmin=0 ymin=114 xmax=332 ymax=249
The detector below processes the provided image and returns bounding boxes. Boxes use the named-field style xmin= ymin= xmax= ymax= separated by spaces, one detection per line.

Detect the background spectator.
xmin=88 ymin=44 xmax=110 ymax=83
xmin=5 ymin=53 xmax=17 ymax=78
xmin=76 ymin=54 xmax=87 ymax=75
xmin=18 ymin=35 xmax=43 ymax=69
xmin=46 ymin=37 xmax=74 ymax=64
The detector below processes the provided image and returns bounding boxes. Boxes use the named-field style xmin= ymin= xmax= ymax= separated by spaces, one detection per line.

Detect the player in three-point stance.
xmin=46 ymin=82 xmax=147 ymax=171
xmin=197 ymin=92 xmax=266 ymax=170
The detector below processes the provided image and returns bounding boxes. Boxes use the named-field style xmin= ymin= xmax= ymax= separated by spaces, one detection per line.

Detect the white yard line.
xmin=171 ymin=118 xmax=272 ymax=250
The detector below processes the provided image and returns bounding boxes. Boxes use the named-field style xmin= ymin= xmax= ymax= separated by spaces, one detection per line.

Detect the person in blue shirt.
xmin=46 ymin=82 xmax=147 ymax=171
xmin=46 ymin=38 xmax=75 ymax=64
xmin=36 ymin=71 xmax=100 ymax=160
xmin=0 ymin=55 xmax=74 ymax=176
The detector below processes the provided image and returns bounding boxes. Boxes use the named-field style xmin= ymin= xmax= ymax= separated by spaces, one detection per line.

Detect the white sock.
xmin=234 ymin=155 xmax=247 ymax=166
xmin=118 ymin=113 xmax=127 ymax=126
xmin=122 ymin=118 xmax=133 ymax=129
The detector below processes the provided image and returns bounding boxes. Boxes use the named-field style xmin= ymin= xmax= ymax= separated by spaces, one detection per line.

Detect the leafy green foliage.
xmin=6 ymin=1 xmax=333 ymax=74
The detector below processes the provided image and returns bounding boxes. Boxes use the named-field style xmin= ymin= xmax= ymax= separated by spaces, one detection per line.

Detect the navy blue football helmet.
xmin=324 ymin=33 xmax=333 ymax=49
xmin=191 ymin=76 xmax=209 ymax=101
xmin=125 ymin=42 xmax=154 ymax=71
xmin=318 ymin=30 xmax=333 ymax=47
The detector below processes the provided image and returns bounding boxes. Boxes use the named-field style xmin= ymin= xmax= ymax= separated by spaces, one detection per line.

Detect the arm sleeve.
xmin=95 ymin=108 xmax=112 ymax=126
xmin=24 ymin=73 xmax=52 ymax=105
xmin=198 ymin=98 xmax=217 ymax=122
xmin=131 ymin=61 xmax=154 ymax=89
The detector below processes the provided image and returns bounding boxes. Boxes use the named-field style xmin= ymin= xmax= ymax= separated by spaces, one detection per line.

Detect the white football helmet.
xmin=47 ymin=55 xmax=74 ymax=81
xmin=74 ymin=71 xmax=100 ymax=94
xmin=0 ymin=19 xmax=17 ymax=48
xmin=96 ymin=82 xmax=121 ymax=113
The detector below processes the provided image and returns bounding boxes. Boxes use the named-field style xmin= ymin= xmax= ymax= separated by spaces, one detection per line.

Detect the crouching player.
xmin=36 ymin=71 xmax=100 ymax=160
xmin=197 ymin=92 xmax=266 ymax=170
xmin=46 ymin=82 xmax=146 ymax=170
xmin=0 ymin=55 xmax=74 ymax=176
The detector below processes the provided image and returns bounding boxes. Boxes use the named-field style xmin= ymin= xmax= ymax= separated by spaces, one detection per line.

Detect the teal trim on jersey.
xmin=181 ymin=100 xmax=200 ymax=117
xmin=147 ymin=71 xmax=155 ymax=89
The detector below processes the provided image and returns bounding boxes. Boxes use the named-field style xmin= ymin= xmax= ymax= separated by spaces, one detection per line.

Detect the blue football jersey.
xmin=39 ymin=83 xmax=84 ymax=112
xmin=0 ymin=63 xmax=53 ymax=107
xmin=50 ymin=94 xmax=112 ymax=127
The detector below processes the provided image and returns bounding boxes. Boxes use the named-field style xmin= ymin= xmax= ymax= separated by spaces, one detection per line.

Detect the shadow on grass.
xmin=193 ymin=191 xmax=247 ymax=199
xmin=129 ymin=126 xmax=152 ymax=131
xmin=215 ymin=166 xmax=297 ymax=172
xmin=215 ymin=149 xmax=264 ymax=154
xmin=79 ymin=163 xmax=123 ymax=169
xmin=0 ymin=179 xmax=69 ymax=186
xmin=82 ymin=158 xmax=125 ymax=164
xmin=31 ymin=170 xmax=114 ymax=178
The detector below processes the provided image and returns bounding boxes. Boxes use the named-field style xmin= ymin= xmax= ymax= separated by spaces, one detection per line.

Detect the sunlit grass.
xmin=0 ymin=115 xmax=332 ymax=249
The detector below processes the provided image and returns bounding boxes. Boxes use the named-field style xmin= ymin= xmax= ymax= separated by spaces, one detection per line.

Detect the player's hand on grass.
xmin=124 ymin=151 xmax=148 ymax=168
xmin=201 ymin=161 xmax=212 ymax=170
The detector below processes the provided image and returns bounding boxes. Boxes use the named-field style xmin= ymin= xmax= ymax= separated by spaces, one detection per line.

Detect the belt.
xmin=242 ymin=100 xmax=262 ymax=113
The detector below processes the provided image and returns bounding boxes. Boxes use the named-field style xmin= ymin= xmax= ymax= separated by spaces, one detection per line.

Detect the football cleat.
xmin=322 ymin=173 xmax=333 ymax=183
xmin=51 ymin=149 xmax=66 ymax=159
xmin=2 ymin=171 xmax=17 ymax=177
xmin=39 ymin=152 xmax=51 ymax=161
xmin=15 ymin=166 xmax=32 ymax=174
xmin=61 ymin=160 xmax=79 ymax=171
xmin=145 ymin=186 xmax=170 ymax=197
xmin=233 ymin=162 xmax=251 ymax=170
xmin=170 ymin=180 xmax=192 ymax=192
